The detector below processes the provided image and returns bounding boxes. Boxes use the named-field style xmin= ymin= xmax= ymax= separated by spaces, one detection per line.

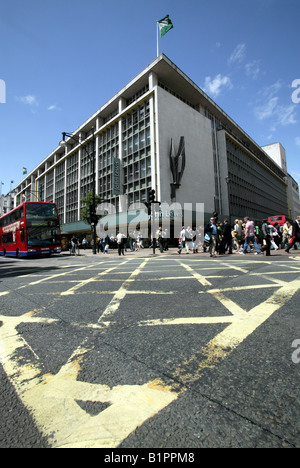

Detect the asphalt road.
xmin=0 ymin=249 xmax=300 ymax=449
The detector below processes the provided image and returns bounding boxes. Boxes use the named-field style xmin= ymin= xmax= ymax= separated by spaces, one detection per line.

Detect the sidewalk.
xmin=66 ymin=247 xmax=300 ymax=259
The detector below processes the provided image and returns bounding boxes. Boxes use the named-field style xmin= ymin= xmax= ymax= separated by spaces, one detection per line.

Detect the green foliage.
xmin=81 ymin=192 xmax=102 ymax=225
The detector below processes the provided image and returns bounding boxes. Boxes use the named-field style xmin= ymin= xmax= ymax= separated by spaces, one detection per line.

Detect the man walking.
xmin=116 ymin=232 xmax=126 ymax=256
xmin=220 ymin=219 xmax=232 ymax=254
xmin=205 ymin=217 xmax=218 ymax=257
xmin=240 ymin=217 xmax=261 ymax=255
xmin=261 ymin=219 xmax=271 ymax=256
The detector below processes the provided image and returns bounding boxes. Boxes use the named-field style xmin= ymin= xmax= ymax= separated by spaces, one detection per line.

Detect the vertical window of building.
xmin=122 ymin=100 xmax=151 ymax=205
xmin=66 ymin=152 xmax=78 ymax=223
xmin=55 ymin=161 xmax=65 ymax=223
xmin=98 ymin=122 xmax=119 ymax=207
xmin=46 ymin=170 xmax=54 ymax=202
xmin=39 ymin=177 xmax=45 ymax=202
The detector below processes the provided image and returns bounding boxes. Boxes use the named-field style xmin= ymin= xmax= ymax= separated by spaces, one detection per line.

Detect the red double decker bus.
xmin=0 ymin=202 xmax=61 ymax=258
xmin=267 ymin=215 xmax=292 ymax=227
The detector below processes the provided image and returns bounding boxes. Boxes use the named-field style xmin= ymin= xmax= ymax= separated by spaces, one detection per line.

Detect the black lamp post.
xmin=60 ymin=128 xmax=97 ymax=255
xmin=225 ymin=175 xmax=231 ymax=223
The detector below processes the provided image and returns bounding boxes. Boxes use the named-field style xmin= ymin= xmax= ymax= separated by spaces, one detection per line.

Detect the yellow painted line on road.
xmin=1 ymin=258 xmax=299 ymax=448
xmin=139 ymin=316 xmax=235 ymax=326
xmin=250 ymin=270 xmax=300 ymax=275
xmin=142 ymin=275 xmax=238 ymax=281
xmin=208 ymin=290 xmax=248 ymax=318
xmin=200 ymin=283 xmax=279 ymax=294
xmin=0 ymin=307 xmax=177 ymax=448
xmin=18 ymin=264 xmax=96 ymax=288
xmin=213 ymin=276 xmax=300 ymax=348
xmin=173 ymin=275 xmax=300 ymax=384
xmin=176 ymin=261 xmax=212 ymax=286
xmin=48 ymin=290 xmax=174 ymax=296
xmin=97 ymin=259 xmax=150 ymax=324
xmin=218 ymin=262 xmax=249 ymax=274
xmin=0 ymin=264 xmax=101 ymax=297
xmin=61 ymin=266 xmax=123 ymax=296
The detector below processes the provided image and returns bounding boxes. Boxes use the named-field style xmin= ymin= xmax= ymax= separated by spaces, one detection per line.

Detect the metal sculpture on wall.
xmin=169 ymin=136 xmax=186 ymax=199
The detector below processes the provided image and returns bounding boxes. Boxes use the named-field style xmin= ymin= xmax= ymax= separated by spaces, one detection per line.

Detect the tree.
xmin=80 ymin=192 xmax=102 ymax=225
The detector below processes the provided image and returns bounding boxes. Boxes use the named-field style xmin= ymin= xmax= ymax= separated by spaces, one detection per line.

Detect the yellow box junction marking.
xmin=0 ymin=257 xmax=299 ymax=447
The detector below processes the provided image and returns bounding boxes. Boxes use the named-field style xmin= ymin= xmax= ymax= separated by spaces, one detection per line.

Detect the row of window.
xmin=17 ymin=100 xmax=153 ymax=224
xmin=0 ymin=206 xmax=24 ymax=227
xmin=226 ymin=140 xmax=287 ymax=217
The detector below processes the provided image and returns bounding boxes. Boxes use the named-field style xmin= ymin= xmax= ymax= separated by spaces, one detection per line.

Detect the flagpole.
xmin=156 ymin=21 xmax=159 ymax=57
xmin=156 ymin=15 xmax=173 ymax=57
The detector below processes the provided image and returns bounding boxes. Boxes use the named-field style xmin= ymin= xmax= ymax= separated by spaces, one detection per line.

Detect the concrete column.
xmin=149 ymin=71 xmax=158 ymax=90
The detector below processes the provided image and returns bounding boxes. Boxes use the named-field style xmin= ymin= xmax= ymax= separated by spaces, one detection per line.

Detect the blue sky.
xmin=1 ymin=0 xmax=299 ymax=196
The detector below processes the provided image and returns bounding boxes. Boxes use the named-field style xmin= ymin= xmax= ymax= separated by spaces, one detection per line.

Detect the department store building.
xmin=14 ymin=54 xmax=296 ymax=238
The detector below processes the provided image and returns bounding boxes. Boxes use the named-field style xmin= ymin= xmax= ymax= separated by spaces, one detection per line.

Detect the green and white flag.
xmin=157 ymin=15 xmax=173 ymax=38
xmin=23 ymin=167 xmax=27 ymax=175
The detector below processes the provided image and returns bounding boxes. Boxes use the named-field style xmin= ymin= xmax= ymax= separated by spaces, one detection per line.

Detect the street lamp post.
xmin=60 ymin=128 xmax=97 ymax=255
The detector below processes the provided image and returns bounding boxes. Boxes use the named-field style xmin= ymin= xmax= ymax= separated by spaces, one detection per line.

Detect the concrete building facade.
xmin=262 ymin=142 xmax=300 ymax=220
xmin=12 ymin=54 xmax=294 ymax=238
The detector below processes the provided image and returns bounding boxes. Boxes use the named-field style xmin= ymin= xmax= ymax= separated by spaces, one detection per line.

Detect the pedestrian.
xmin=70 ymin=235 xmax=80 ymax=255
xmin=156 ymin=227 xmax=164 ymax=253
xmin=269 ymin=225 xmax=279 ymax=251
xmin=82 ymin=237 xmax=88 ymax=249
xmin=273 ymin=223 xmax=281 ymax=248
xmin=205 ymin=217 xmax=218 ymax=257
xmin=129 ymin=231 xmax=135 ymax=251
xmin=219 ymin=219 xmax=232 ymax=254
xmin=163 ymin=229 xmax=169 ymax=251
xmin=240 ymin=217 xmax=261 ymax=255
xmin=185 ymin=226 xmax=193 ymax=253
xmin=285 ymin=216 xmax=300 ymax=253
xmin=177 ymin=233 xmax=184 ymax=254
xmin=282 ymin=221 xmax=292 ymax=249
xmin=102 ymin=235 xmax=109 ymax=254
xmin=216 ymin=222 xmax=223 ymax=254
xmin=261 ymin=219 xmax=271 ymax=256
xmin=179 ymin=227 xmax=186 ymax=252
xmin=137 ymin=232 xmax=144 ymax=249
xmin=194 ymin=225 xmax=203 ymax=253
xmin=116 ymin=232 xmax=126 ymax=256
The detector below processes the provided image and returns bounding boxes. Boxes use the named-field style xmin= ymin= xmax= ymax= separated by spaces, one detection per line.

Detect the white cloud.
xmin=48 ymin=104 xmax=61 ymax=111
xmin=228 ymin=43 xmax=246 ymax=64
xmin=290 ymin=170 xmax=300 ymax=185
xmin=254 ymin=81 xmax=297 ymax=126
xmin=245 ymin=60 xmax=260 ymax=79
xmin=16 ymin=94 xmax=39 ymax=106
xmin=203 ymin=74 xmax=233 ymax=97
xmin=295 ymin=137 xmax=300 ymax=147
xmin=276 ymin=105 xmax=297 ymax=125
xmin=261 ymin=81 xmax=282 ymax=98
xmin=255 ymin=96 xmax=278 ymax=120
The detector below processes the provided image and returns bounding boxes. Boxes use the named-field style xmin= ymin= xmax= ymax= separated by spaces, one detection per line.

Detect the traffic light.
xmin=148 ymin=189 xmax=155 ymax=204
